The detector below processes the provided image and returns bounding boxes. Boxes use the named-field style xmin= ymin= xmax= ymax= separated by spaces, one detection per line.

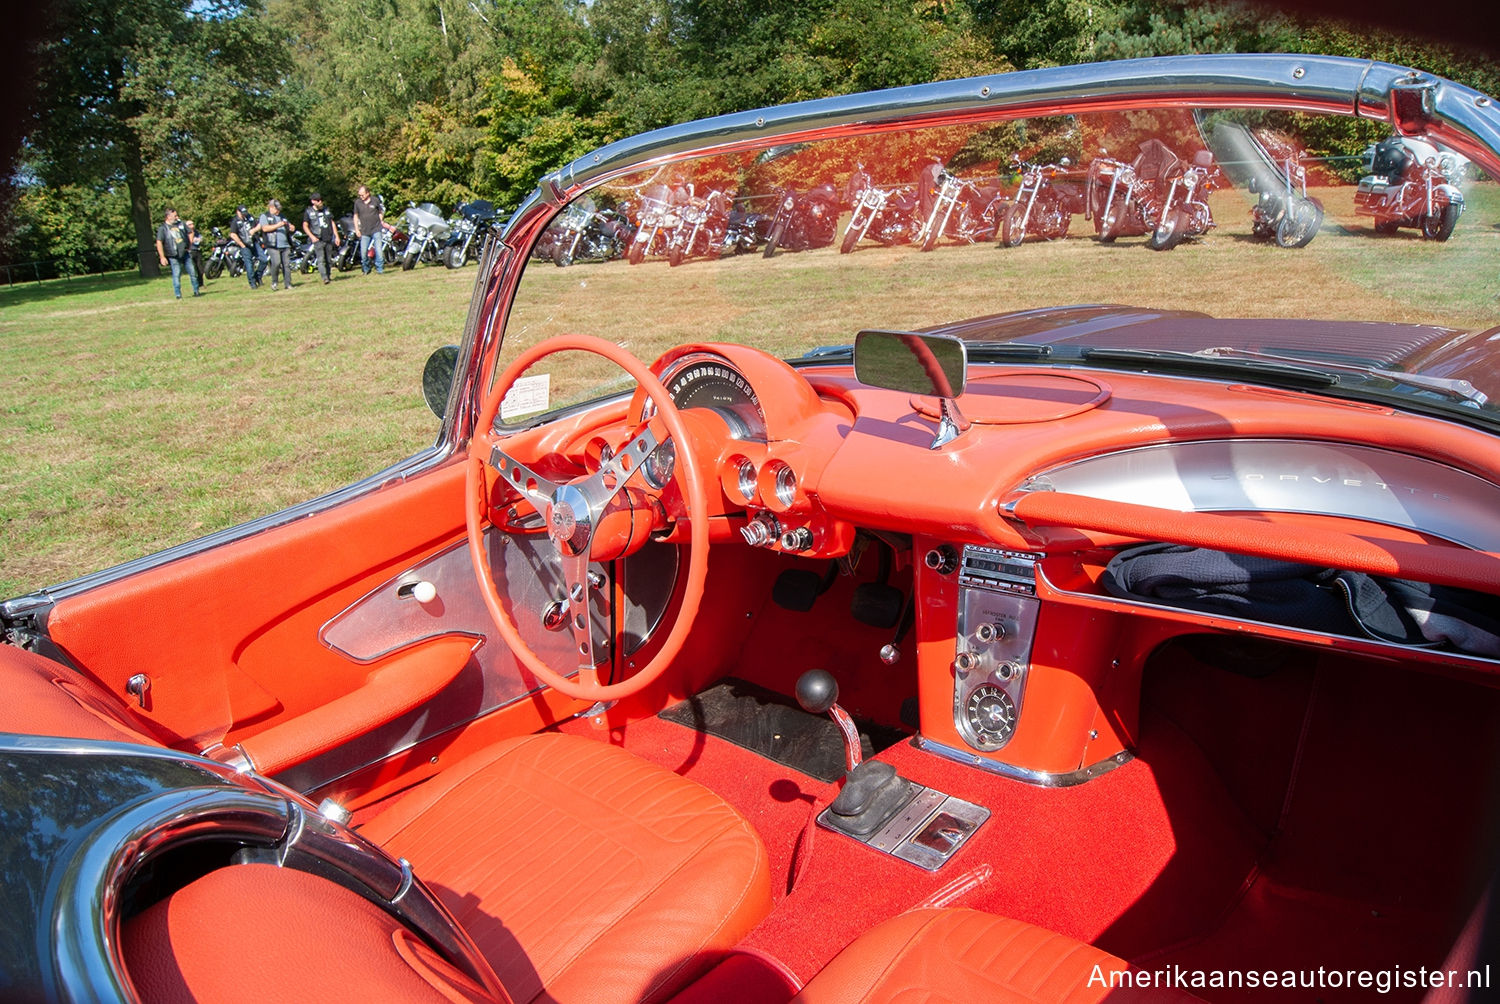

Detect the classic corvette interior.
xmin=4 ymin=56 xmax=1500 ymax=1003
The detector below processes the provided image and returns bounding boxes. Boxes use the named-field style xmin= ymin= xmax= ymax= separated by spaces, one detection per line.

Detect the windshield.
xmin=497 ymin=68 xmax=1498 ymax=428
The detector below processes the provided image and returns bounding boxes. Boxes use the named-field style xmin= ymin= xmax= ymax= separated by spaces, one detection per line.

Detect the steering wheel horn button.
xmin=546 ymin=484 xmax=594 ymax=556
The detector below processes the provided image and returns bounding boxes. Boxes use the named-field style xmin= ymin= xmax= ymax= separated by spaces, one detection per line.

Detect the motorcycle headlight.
xmin=782 ymin=196 xmax=795 ymax=210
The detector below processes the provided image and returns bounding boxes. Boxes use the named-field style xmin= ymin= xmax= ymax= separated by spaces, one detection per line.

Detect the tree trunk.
xmin=123 ymin=131 xmax=158 ymax=278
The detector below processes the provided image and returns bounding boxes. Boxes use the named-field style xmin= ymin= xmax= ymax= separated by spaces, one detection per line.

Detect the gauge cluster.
xmin=653 ymin=345 xmax=854 ymax=559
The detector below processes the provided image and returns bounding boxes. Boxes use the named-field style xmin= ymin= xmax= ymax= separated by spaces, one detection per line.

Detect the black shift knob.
xmin=796 ymin=669 xmax=839 ymax=715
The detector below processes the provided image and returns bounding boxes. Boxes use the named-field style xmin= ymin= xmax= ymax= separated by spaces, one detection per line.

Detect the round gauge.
xmin=659 ymin=354 xmax=766 ymax=441
xmin=643 ymin=437 xmax=677 ymax=488
xmin=964 ymin=685 xmax=1017 ymax=750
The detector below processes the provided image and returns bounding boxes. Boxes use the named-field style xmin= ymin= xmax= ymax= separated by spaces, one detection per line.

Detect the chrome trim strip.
xmin=1021 ymin=439 xmax=1500 ymax=552
xmin=913 ymin=735 xmax=1134 ymax=788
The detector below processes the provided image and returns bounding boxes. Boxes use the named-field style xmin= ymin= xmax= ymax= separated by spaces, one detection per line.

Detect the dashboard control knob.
xmin=780 ymin=527 xmax=814 ymax=552
xmin=924 ymin=546 xmax=958 ymax=575
xmin=739 ymin=513 xmax=780 ymax=547
xmin=954 ymin=651 xmax=981 ymax=675
xmin=974 ymin=621 xmax=1004 ymax=643
xmin=996 ymin=661 xmax=1016 ymax=680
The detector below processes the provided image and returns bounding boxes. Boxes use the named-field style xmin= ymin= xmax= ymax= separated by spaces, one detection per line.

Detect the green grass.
xmin=1 ymin=264 xmax=478 ymax=596
xmin=4 ymin=185 xmax=1496 ymax=598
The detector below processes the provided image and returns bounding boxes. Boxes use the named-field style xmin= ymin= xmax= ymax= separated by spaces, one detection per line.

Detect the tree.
xmin=22 ymin=0 xmax=294 ymax=276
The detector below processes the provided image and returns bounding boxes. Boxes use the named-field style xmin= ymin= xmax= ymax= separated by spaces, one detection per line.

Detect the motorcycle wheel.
xmin=1421 ymin=202 xmax=1460 ymax=242
xmin=206 ymin=257 xmax=224 ymax=279
xmin=627 ymin=240 xmax=645 ymax=265
xmin=551 ymin=243 xmax=572 ymax=268
xmin=1000 ymin=203 xmax=1026 ymax=248
xmin=839 ymin=225 xmax=860 ymax=255
xmin=1274 ymin=197 xmax=1323 ymax=249
xmin=1146 ymin=208 xmax=1188 ymax=251
xmin=1097 ymin=211 xmax=1119 ymax=243
xmin=762 ymin=218 xmax=786 ymax=258
xmin=667 ymin=244 xmax=685 ymax=267
xmin=446 ymin=245 xmax=468 ymax=269
xmin=401 ymin=248 xmax=419 ymax=271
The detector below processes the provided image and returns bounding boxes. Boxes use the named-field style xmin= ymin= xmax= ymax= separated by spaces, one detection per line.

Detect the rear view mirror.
xmin=854 ymin=330 xmax=967 ymax=398
xmin=853 ymin=330 xmax=970 ymax=448
xmin=423 ymin=345 xmax=460 ymax=418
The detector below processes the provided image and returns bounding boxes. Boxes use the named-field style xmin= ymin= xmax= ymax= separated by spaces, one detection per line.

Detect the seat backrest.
xmin=1133 ymin=138 xmax=1181 ymax=182
xmin=0 ymin=644 xmax=166 ymax=746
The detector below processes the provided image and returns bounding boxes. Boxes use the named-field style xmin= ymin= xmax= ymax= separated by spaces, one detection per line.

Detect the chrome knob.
xmin=954 ymin=651 xmax=981 ymax=675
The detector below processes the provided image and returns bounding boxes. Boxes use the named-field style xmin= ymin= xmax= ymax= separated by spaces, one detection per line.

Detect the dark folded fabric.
xmin=1102 ymin=542 xmax=1500 ymax=657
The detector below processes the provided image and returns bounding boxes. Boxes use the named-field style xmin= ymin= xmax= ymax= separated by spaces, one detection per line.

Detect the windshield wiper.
xmin=962 ymin=342 xmax=1054 ymax=362
xmin=1074 ymin=347 xmax=1339 ymax=389
xmin=1198 ymin=347 xmax=1489 ymax=408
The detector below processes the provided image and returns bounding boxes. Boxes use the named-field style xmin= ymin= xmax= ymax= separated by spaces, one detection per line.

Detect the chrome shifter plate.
xmin=817 ymin=785 xmax=989 ymax=871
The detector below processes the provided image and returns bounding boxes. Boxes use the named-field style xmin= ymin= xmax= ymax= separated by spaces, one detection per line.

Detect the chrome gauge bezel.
xmin=651 ymin=352 xmax=768 ymax=442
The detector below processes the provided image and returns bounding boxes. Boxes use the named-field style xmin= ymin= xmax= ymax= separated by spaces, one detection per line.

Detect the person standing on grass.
xmin=230 ymin=206 xmax=265 ymax=289
xmin=155 ymin=207 xmax=201 ymax=299
xmin=302 ymin=193 xmax=341 ymax=284
xmin=353 ymin=185 xmax=385 ymax=275
xmin=259 ymin=198 xmax=296 ymax=290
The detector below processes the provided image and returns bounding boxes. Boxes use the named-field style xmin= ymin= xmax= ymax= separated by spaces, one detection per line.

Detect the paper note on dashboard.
xmin=501 ymin=374 xmax=550 ymax=422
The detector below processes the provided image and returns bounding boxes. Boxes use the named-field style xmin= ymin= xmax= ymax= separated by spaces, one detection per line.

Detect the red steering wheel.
xmin=466 ymin=334 xmax=709 ymax=701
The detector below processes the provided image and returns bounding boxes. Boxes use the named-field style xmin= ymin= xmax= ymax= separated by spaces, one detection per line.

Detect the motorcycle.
xmin=915 ymin=170 xmax=1003 ymax=251
xmin=1087 ymin=139 xmax=1220 ymax=250
xmin=761 ymin=184 xmax=840 ymax=257
xmin=840 ymin=182 xmax=921 ymax=253
xmin=665 ymin=189 xmax=732 ymax=266
xmin=541 ymin=201 xmax=634 ymax=266
xmin=626 ymin=190 xmax=678 ymax=265
xmin=332 ymin=215 xmax=362 ymax=271
xmin=1207 ymin=121 xmax=1323 ymax=249
xmin=443 ymin=200 xmax=504 ymax=268
xmin=1354 ymin=136 xmax=1467 ymax=241
xmin=202 ymin=228 xmax=242 ymax=279
xmin=401 ymin=202 xmax=451 ymax=270
xmin=999 ymin=156 xmax=1086 ymax=246
xmin=721 ymin=203 xmax=772 ymax=255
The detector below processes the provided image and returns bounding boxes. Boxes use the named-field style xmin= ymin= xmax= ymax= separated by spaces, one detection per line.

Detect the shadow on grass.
xmin=0 ymin=271 xmax=155 ymax=306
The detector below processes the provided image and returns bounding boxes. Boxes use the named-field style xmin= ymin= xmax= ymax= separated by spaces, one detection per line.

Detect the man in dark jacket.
xmin=154 ymin=207 xmax=201 ymax=299
xmin=302 ymin=192 xmax=342 ymax=284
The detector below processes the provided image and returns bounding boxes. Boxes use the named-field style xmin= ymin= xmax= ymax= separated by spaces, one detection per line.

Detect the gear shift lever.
xmin=796 ymin=669 xmax=913 ymax=837
xmin=795 ymin=669 xmax=862 ymax=772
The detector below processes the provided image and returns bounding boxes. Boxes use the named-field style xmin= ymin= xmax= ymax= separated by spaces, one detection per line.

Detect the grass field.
xmin=3 ymin=185 xmax=1497 ymax=598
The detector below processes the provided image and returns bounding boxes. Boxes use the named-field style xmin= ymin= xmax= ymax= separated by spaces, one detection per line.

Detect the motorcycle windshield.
xmin=479 ymin=56 xmax=1498 ymax=431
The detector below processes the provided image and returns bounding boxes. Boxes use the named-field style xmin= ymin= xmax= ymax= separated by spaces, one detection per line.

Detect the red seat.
xmin=123 ymin=732 xmax=772 ymax=1003
xmin=360 ymin=732 xmax=773 ymax=1004
xmin=791 ymin=908 xmax=1202 ymax=1003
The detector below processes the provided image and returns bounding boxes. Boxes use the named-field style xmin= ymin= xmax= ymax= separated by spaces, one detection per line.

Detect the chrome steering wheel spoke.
xmin=488 ymin=445 xmax=560 ymax=510
xmin=560 ymin=551 xmax=600 ymax=675
xmin=581 ymin=425 xmax=659 ymax=509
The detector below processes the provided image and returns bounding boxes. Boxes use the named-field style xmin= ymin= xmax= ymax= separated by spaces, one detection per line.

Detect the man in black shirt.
xmin=302 ymin=193 xmax=342 ymax=284
xmin=154 ymin=207 xmax=201 ymax=299
xmin=229 ymin=206 xmax=265 ymax=289
xmin=352 ymin=185 xmax=386 ymax=275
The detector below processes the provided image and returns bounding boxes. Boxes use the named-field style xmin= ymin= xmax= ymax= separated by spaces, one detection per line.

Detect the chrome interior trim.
xmin=1022 ymin=439 xmax=1500 ymax=552
xmin=913 ymin=735 xmax=1134 ymax=788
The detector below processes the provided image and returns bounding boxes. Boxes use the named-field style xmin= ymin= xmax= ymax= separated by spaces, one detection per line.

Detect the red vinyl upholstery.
xmin=360 ymin=732 xmax=774 ymax=1004
xmin=792 ymin=908 xmax=1203 ymax=1004
xmin=123 ymin=864 xmax=503 ymax=1003
xmin=0 ymin=644 xmax=168 ymax=745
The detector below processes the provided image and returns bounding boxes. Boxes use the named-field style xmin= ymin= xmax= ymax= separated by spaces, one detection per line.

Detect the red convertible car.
xmin=3 ymin=54 xmax=1499 ymax=1003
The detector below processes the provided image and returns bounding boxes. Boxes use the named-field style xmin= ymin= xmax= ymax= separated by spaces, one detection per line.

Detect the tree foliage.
xmin=5 ymin=0 xmax=1498 ymax=271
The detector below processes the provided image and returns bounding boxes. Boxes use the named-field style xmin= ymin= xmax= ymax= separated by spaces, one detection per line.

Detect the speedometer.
xmin=658 ymin=354 xmax=766 ymax=441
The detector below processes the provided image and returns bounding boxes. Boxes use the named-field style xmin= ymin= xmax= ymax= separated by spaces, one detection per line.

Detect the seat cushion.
xmin=361 ymin=732 xmax=773 ymax=1004
xmin=792 ymin=908 xmax=1202 ymax=1004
